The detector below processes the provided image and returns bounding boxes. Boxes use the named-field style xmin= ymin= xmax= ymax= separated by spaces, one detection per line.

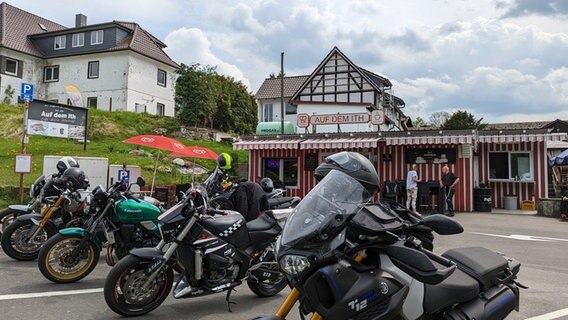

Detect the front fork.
xmin=28 ymin=197 xmax=64 ymax=241
xmin=273 ymin=253 xmax=365 ymax=320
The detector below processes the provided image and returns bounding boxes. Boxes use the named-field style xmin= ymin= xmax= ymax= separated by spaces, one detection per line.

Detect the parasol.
xmin=123 ymin=135 xmax=187 ymax=195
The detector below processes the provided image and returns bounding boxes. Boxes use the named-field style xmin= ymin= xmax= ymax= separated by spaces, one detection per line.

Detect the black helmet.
xmin=217 ymin=153 xmax=232 ymax=170
xmin=56 ymin=157 xmax=80 ymax=174
xmin=61 ymin=167 xmax=89 ymax=190
xmin=314 ymin=151 xmax=379 ymax=195
xmin=260 ymin=177 xmax=274 ymax=193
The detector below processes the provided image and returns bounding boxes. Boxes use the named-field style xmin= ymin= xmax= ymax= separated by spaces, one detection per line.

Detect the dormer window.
xmin=91 ymin=30 xmax=103 ymax=45
xmin=72 ymin=33 xmax=84 ymax=47
xmin=54 ymin=35 xmax=66 ymax=50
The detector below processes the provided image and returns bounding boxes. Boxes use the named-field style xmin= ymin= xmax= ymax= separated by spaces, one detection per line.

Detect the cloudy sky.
xmin=10 ymin=0 xmax=568 ymax=123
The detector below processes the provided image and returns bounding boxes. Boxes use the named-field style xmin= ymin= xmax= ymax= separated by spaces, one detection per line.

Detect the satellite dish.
xmin=38 ymin=23 xmax=47 ymax=31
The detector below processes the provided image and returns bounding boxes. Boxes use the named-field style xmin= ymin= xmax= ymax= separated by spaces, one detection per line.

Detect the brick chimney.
xmin=75 ymin=14 xmax=87 ymax=27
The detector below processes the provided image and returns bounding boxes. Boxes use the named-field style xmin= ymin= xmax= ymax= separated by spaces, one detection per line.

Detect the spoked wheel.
xmin=247 ymin=263 xmax=288 ymax=297
xmin=1 ymin=219 xmax=55 ymax=260
xmin=104 ymin=255 xmax=174 ymax=317
xmin=37 ymin=234 xmax=99 ymax=283
xmin=0 ymin=208 xmax=20 ymax=238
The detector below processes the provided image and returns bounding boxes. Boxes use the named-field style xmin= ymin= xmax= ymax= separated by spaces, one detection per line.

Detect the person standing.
xmin=440 ymin=165 xmax=459 ymax=217
xmin=406 ymin=164 xmax=421 ymax=214
xmin=560 ymin=190 xmax=568 ymax=221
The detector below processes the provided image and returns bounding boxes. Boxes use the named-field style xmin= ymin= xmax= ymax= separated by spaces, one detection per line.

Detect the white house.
xmin=255 ymin=47 xmax=408 ymax=134
xmin=0 ymin=3 xmax=178 ymax=116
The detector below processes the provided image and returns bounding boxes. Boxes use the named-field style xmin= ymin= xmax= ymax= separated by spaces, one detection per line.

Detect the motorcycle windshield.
xmin=281 ymin=170 xmax=371 ymax=252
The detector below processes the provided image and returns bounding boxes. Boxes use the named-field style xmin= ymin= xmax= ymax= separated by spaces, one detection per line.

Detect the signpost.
xmin=18 ymin=83 xmax=34 ymax=202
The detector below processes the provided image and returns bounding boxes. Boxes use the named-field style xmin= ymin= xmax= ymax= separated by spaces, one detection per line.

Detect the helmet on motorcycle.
xmin=217 ymin=153 xmax=232 ymax=170
xmin=314 ymin=151 xmax=379 ymax=195
xmin=60 ymin=167 xmax=90 ymax=190
xmin=56 ymin=157 xmax=80 ymax=174
xmin=260 ymin=177 xmax=274 ymax=193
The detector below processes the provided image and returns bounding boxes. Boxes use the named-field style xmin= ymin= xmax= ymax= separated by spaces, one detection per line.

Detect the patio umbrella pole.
xmin=150 ymin=151 xmax=160 ymax=197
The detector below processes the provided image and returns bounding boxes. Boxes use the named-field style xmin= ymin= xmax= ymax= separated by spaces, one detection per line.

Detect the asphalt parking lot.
xmin=0 ymin=212 xmax=567 ymax=320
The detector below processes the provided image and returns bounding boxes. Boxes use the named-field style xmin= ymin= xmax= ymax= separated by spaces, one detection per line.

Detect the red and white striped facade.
xmin=234 ymin=131 xmax=566 ymax=212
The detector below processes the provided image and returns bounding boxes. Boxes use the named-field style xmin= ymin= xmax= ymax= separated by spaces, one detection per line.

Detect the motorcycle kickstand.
xmin=225 ymin=286 xmax=237 ymax=312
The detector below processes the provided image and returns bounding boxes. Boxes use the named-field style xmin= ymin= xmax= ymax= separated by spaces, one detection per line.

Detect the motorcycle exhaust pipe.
xmin=444 ymin=284 xmax=518 ymax=320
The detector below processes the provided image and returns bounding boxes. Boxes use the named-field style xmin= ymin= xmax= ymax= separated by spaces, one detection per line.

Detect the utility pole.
xmin=18 ymin=99 xmax=29 ymax=203
xmin=280 ymin=52 xmax=285 ymax=134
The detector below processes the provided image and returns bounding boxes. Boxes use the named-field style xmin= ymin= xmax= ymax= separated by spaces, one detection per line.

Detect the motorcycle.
xmin=252 ymin=169 xmax=524 ymax=320
xmin=1 ymin=181 xmax=88 ymax=261
xmin=37 ymin=177 xmax=162 ymax=283
xmin=103 ymin=181 xmax=289 ymax=317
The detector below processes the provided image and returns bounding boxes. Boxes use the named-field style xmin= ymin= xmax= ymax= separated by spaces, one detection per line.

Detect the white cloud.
xmin=164 ymin=28 xmax=250 ymax=88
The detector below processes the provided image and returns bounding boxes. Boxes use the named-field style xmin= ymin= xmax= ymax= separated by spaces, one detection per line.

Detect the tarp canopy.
xmin=549 ymin=149 xmax=568 ymax=166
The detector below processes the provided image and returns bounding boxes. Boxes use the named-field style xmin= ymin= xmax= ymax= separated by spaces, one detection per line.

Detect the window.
xmin=4 ymin=58 xmax=19 ymax=76
xmin=90 ymin=30 xmax=103 ymax=45
xmin=263 ymin=158 xmax=298 ymax=187
xmin=156 ymin=102 xmax=165 ymax=116
xmin=87 ymin=97 xmax=97 ymax=109
xmin=489 ymin=152 xmax=532 ymax=181
xmin=72 ymin=33 xmax=84 ymax=47
xmin=135 ymin=103 xmax=147 ymax=113
xmin=88 ymin=61 xmax=99 ymax=79
xmin=285 ymin=103 xmax=297 ymax=115
xmin=157 ymin=69 xmax=167 ymax=87
xmin=54 ymin=35 xmax=66 ymax=50
xmin=43 ymin=66 xmax=59 ymax=82
xmin=263 ymin=103 xmax=273 ymax=122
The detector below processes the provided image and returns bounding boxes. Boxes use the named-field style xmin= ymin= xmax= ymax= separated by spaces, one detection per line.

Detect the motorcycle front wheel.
xmin=0 ymin=208 xmax=20 ymax=238
xmin=37 ymin=234 xmax=100 ymax=283
xmin=104 ymin=255 xmax=174 ymax=317
xmin=1 ymin=219 xmax=56 ymax=261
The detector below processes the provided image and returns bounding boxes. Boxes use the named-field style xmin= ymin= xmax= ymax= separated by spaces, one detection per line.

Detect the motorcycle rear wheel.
xmin=104 ymin=255 xmax=174 ymax=317
xmin=1 ymin=219 xmax=56 ymax=261
xmin=247 ymin=265 xmax=287 ymax=297
xmin=38 ymin=234 xmax=99 ymax=283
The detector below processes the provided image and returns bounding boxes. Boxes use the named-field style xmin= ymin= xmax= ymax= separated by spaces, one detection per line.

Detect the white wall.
xmin=126 ymin=53 xmax=177 ymax=116
xmin=0 ymin=49 xmax=43 ymax=103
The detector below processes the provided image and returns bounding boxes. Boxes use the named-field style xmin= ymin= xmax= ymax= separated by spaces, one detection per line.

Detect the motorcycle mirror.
xmin=420 ymin=214 xmax=464 ymax=235
xmin=136 ymin=176 xmax=145 ymax=188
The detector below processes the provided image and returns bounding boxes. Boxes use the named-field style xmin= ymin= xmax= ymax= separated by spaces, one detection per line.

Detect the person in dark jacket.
xmin=560 ymin=190 xmax=568 ymax=221
xmin=230 ymin=181 xmax=269 ymax=222
xmin=440 ymin=165 xmax=459 ymax=217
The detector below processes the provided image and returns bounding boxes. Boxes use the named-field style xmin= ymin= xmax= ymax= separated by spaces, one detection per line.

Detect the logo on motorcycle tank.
xmin=219 ymin=219 xmax=243 ymax=237
xmin=379 ymin=281 xmax=389 ymax=295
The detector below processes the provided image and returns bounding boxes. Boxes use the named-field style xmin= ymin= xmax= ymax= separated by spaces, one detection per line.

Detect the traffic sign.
xmin=118 ymin=169 xmax=130 ymax=184
xmin=21 ymin=83 xmax=34 ymax=101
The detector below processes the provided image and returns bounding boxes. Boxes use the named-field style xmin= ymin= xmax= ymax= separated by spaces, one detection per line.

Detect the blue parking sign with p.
xmin=21 ymin=83 xmax=34 ymax=101
xmin=118 ymin=169 xmax=130 ymax=184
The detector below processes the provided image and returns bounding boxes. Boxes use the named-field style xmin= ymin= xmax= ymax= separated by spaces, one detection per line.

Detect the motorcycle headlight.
xmin=280 ymin=254 xmax=310 ymax=276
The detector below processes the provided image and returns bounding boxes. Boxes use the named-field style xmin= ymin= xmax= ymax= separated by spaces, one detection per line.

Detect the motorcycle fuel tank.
xmin=114 ymin=199 xmax=161 ymax=223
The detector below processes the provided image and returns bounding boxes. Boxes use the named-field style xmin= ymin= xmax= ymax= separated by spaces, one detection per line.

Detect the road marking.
xmin=0 ymin=288 xmax=102 ymax=301
xmin=469 ymin=232 xmax=568 ymax=242
xmin=525 ymin=307 xmax=568 ymax=320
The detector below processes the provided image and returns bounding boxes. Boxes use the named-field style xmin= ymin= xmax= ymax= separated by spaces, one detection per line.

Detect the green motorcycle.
xmin=37 ymin=176 xmax=162 ymax=283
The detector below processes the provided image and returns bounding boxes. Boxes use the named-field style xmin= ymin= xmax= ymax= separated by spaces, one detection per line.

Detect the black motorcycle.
xmin=103 ymin=183 xmax=288 ymax=317
xmin=252 ymin=169 xmax=524 ymax=320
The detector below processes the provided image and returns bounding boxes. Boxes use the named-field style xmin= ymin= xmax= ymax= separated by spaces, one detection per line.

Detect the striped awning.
xmin=478 ymin=133 xmax=566 ymax=143
xmin=386 ymin=135 xmax=473 ymax=146
xmin=300 ymin=137 xmax=379 ymax=150
xmin=233 ymin=139 xmax=302 ymax=150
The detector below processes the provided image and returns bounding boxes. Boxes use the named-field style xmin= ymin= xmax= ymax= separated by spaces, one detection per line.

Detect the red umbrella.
xmin=169 ymin=146 xmax=218 ymax=160
xmin=123 ymin=134 xmax=186 ymax=153
xmin=123 ymin=135 xmax=187 ymax=196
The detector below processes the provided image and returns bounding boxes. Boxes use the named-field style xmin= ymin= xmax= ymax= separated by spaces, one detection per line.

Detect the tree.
xmin=175 ymin=63 xmax=258 ymax=134
xmin=269 ymin=71 xmax=285 ymax=79
xmin=429 ymin=111 xmax=450 ymax=127
xmin=442 ymin=110 xmax=486 ymax=130
xmin=412 ymin=116 xmax=426 ymax=127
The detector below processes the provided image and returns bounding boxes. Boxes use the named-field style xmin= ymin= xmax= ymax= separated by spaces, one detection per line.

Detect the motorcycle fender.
xmin=59 ymin=227 xmax=102 ymax=251
xmin=15 ymin=213 xmax=42 ymax=222
xmin=8 ymin=205 xmax=34 ymax=214
xmin=129 ymin=247 xmax=164 ymax=261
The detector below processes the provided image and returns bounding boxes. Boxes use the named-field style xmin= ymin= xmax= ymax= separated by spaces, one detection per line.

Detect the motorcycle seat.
xmin=268 ymin=196 xmax=299 ymax=209
xmin=423 ymin=265 xmax=480 ymax=313
xmin=442 ymin=247 xmax=509 ymax=289
xmin=247 ymin=214 xmax=276 ymax=231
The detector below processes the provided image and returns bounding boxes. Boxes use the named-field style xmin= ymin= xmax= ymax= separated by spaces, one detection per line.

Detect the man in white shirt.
xmin=406 ymin=164 xmax=421 ymax=214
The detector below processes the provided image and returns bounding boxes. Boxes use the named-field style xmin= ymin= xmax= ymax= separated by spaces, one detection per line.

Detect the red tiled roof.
xmin=255 ymin=75 xmax=309 ymax=99
xmin=0 ymin=2 xmax=66 ymax=56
